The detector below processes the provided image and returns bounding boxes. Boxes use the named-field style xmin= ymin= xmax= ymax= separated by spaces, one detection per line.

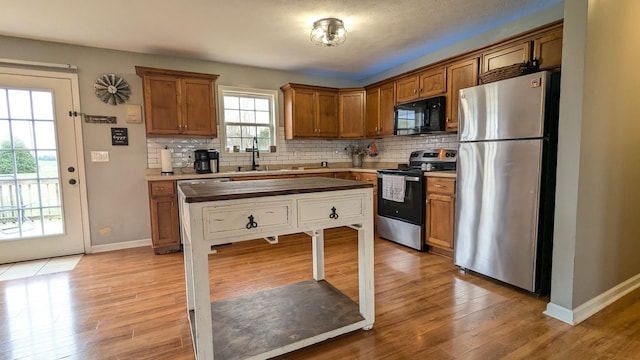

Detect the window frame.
xmin=217 ymin=85 xmax=278 ymax=153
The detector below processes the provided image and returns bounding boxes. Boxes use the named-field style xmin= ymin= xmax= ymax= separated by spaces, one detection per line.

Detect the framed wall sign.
xmin=111 ymin=127 xmax=129 ymax=146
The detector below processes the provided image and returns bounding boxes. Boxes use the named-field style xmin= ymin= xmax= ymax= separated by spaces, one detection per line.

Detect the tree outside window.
xmin=0 ymin=139 xmax=36 ymax=174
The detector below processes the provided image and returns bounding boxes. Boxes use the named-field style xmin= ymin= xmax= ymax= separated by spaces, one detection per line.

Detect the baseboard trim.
xmin=545 ymin=272 xmax=640 ymax=325
xmin=90 ymin=238 xmax=152 ymax=253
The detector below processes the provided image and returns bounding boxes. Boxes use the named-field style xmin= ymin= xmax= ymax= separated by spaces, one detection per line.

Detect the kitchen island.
xmin=178 ymin=177 xmax=375 ymax=360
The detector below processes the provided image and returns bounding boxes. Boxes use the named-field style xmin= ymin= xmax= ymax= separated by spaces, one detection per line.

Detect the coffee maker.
xmin=193 ymin=149 xmax=220 ymax=174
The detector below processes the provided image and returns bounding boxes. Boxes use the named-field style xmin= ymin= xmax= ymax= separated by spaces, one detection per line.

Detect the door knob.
xmin=69 ymin=179 xmax=77 ymax=185
xmin=68 ymin=166 xmax=75 ymax=173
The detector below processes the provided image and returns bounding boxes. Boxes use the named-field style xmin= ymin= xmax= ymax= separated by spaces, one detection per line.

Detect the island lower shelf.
xmin=179 ymin=178 xmax=375 ymax=359
xmin=189 ymin=280 xmax=366 ymax=360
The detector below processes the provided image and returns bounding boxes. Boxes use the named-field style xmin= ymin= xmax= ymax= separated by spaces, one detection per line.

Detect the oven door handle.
xmin=377 ymin=174 xmax=422 ymax=182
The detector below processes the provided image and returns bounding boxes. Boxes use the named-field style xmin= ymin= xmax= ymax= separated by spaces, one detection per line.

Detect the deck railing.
xmin=0 ymin=178 xmax=62 ymax=224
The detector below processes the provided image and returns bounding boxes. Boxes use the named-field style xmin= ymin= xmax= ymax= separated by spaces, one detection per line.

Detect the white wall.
xmin=548 ymin=0 xmax=640 ymax=321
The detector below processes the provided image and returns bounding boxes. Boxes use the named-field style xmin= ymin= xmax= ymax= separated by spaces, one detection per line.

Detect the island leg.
xmin=358 ymin=220 xmax=375 ymax=330
xmin=188 ymin=204 xmax=215 ymax=359
xmin=310 ymin=229 xmax=325 ymax=281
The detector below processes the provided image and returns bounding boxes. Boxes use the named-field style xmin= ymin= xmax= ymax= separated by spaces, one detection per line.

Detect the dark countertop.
xmin=179 ymin=177 xmax=374 ymax=203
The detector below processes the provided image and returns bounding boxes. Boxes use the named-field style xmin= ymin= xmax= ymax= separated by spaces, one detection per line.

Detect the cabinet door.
xmin=182 ymin=78 xmax=217 ymax=136
xmin=316 ymin=90 xmax=339 ymax=138
xmin=446 ymin=58 xmax=478 ymax=132
xmin=143 ymin=75 xmax=182 ymax=135
xmin=395 ymin=76 xmax=419 ymax=103
xmin=378 ymin=82 xmax=396 ymax=136
xmin=418 ymin=67 xmax=446 ymax=98
xmin=339 ymin=90 xmax=365 ymax=138
xmin=425 ymin=193 xmax=454 ymax=249
xmin=533 ymin=29 xmax=563 ymax=70
xmin=365 ymin=82 xmax=395 ymax=138
xmin=148 ymin=181 xmax=180 ymax=254
xmin=292 ymin=87 xmax=317 ymax=137
xmin=365 ymin=88 xmax=380 ymax=137
xmin=482 ymin=42 xmax=531 ymax=72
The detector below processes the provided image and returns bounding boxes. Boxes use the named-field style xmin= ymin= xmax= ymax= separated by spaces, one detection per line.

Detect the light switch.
xmin=125 ymin=104 xmax=142 ymax=123
xmin=91 ymin=151 xmax=109 ymax=162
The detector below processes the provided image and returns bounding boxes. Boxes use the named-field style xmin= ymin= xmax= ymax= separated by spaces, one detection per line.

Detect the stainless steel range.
xmin=377 ymin=149 xmax=457 ymax=251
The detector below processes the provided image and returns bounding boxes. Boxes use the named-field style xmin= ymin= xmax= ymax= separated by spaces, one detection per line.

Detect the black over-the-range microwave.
xmin=393 ymin=96 xmax=446 ymax=135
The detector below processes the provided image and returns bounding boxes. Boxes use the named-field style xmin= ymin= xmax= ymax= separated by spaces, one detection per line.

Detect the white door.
xmin=0 ymin=67 xmax=87 ymax=263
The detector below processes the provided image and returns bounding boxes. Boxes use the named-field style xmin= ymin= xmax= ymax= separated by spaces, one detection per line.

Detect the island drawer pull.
xmin=329 ymin=206 xmax=339 ymax=220
xmin=246 ymin=215 xmax=258 ymax=229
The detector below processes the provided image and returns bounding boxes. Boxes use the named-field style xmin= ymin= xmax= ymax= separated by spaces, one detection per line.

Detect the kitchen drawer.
xmin=150 ymin=180 xmax=176 ymax=197
xmin=203 ymin=200 xmax=294 ymax=243
xmin=298 ymin=194 xmax=365 ymax=227
xmin=358 ymin=172 xmax=377 ymax=186
xmin=426 ymin=177 xmax=455 ymax=195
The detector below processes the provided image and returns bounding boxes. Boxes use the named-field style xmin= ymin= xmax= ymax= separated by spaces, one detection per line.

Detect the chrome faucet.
xmin=250 ymin=137 xmax=260 ymax=170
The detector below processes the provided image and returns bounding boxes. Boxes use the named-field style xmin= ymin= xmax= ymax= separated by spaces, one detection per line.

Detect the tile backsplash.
xmin=146 ymin=127 xmax=458 ymax=170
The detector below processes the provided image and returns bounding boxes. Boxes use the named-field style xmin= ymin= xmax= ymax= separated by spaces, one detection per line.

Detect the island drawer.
xmin=298 ymin=194 xmax=366 ymax=227
xmin=202 ymin=200 xmax=294 ymax=242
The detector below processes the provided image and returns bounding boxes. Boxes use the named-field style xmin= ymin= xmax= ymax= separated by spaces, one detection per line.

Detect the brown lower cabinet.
xmin=425 ymin=177 xmax=456 ymax=257
xmin=147 ymin=171 xmax=375 ymax=255
xmin=348 ymin=172 xmax=378 ymax=229
xmin=148 ymin=180 xmax=181 ymax=254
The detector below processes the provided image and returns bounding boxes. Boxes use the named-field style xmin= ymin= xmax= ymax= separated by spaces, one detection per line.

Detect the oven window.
xmin=377 ymin=176 xmax=424 ymax=225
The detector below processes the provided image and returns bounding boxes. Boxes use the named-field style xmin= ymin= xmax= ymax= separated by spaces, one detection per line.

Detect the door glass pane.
xmin=0 ymin=89 xmax=7 ymax=118
xmin=31 ymin=91 xmax=54 ymax=120
xmin=37 ymin=150 xmax=59 ymax=178
xmin=0 ymin=88 xmax=62 ymax=240
xmin=11 ymin=120 xmax=35 ymax=149
xmin=8 ymin=89 xmax=32 ymax=119
xmin=34 ymin=121 xmax=57 ymax=150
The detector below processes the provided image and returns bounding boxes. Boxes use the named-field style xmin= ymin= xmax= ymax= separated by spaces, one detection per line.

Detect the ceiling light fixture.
xmin=310 ymin=18 xmax=347 ymax=47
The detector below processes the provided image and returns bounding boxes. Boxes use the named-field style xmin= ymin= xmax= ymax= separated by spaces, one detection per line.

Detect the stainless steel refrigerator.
xmin=454 ymin=71 xmax=560 ymax=294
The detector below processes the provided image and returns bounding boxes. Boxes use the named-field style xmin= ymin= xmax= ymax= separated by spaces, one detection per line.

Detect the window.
xmin=218 ymin=86 xmax=277 ymax=152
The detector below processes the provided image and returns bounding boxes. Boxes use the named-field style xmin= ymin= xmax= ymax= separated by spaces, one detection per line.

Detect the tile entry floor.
xmin=0 ymin=254 xmax=83 ymax=281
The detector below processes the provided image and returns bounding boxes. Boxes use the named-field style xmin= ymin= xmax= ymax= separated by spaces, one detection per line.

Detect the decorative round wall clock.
xmin=94 ymin=73 xmax=131 ymax=105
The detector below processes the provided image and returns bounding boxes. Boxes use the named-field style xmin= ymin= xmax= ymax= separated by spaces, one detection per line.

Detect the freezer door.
xmin=454 ymin=139 xmax=543 ymax=292
xmin=459 ymin=71 xmax=549 ymax=142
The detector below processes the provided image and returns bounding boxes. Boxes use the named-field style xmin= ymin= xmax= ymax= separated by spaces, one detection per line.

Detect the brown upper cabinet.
xmin=281 ymin=22 xmax=561 ymax=138
xmin=365 ymin=82 xmax=395 ymax=138
xmin=481 ymin=42 xmax=532 ymax=72
xmin=281 ymin=83 xmax=339 ymax=139
xmin=135 ymin=66 xmax=219 ymax=137
xmin=395 ymin=67 xmax=447 ymax=104
xmin=339 ymin=88 xmax=366 ymax=138
xmin=446 ymin=57 xmax=479 ymax=132
xmin=533 ymin=28 xmax=563 ymax=70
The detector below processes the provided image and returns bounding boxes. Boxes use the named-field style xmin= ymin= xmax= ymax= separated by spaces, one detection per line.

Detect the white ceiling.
xmin=0 ymin=0 xmax=563 ymax=80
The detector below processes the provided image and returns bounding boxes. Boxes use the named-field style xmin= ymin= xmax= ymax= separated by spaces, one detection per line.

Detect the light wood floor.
xmin=1 ymin=227 xmax=639 ymax=359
